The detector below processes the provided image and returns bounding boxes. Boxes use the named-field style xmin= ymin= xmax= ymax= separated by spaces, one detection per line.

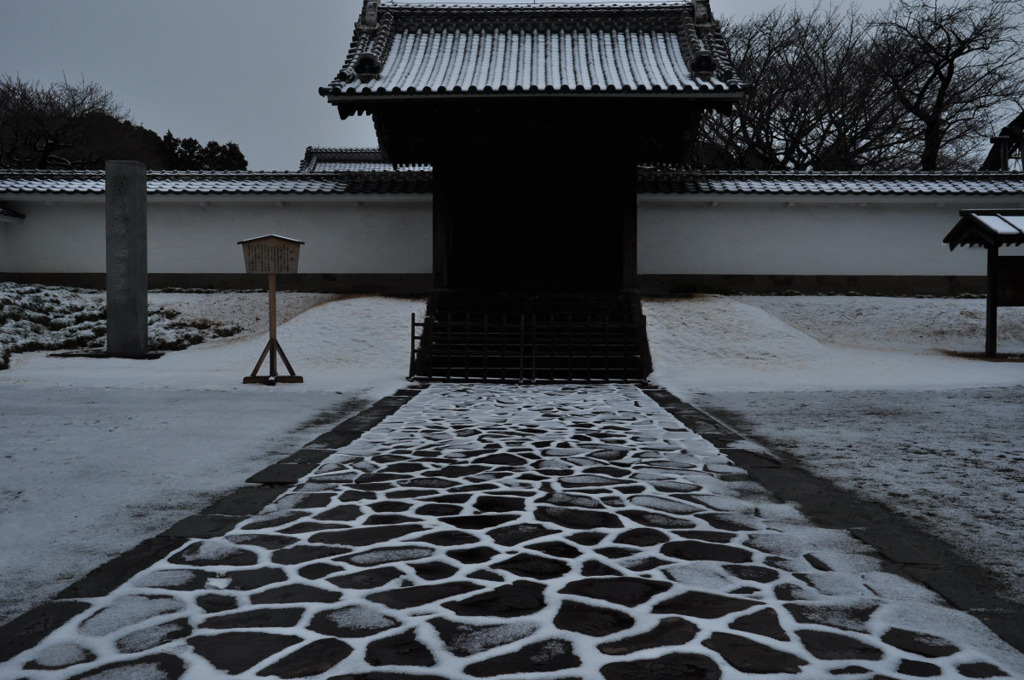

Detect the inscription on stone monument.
xmin=105 ymin=161 xmax=148 ymax=357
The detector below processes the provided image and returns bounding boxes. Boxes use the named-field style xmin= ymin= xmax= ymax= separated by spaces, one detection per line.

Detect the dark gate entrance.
xmin=322 ymin=0 xmax=745 ymax=381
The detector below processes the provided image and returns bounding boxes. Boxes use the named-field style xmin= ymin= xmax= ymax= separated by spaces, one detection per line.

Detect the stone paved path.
xmin=2 ymin=384 xmax=1022 ymax=679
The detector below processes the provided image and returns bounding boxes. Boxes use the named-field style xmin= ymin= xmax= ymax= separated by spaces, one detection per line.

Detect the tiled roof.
xmin=945 ymin=210 xmax=1024 ymax=249
xmin=638 ymin=170 xmax=1024 ymax=196
xmin=0 ymin=170 xmax=431 ymax=196
xmin=321 ymin=1 xmax=743 ymax=116
xmin=3 ymin=167 xmax=1023 ymax=197
xmin=299 ymin=147 xmax=431 ymax=172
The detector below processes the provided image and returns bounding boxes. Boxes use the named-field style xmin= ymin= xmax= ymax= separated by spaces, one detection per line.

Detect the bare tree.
xmin=871 ymin=0 xmax=1024 ymax=170
xmin=0 ymin=75 xmax=131 ymax=169
xmin=697 ymin=5 xmax=914 ymax=171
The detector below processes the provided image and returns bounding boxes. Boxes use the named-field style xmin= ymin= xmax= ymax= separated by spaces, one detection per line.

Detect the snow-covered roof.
xmin=320 ymin=1 xmax=744 ymax=117
xmin=3 ymin=166 xmax=1024 ymax=198
xmin=0 ymin=169 xmax=431 ymax=196
xmin=640 ymin=170 xmax=1024 ymax=196
xmin=298 ymin=147 xmax=430 ymax=172
xmin=944 ymin=209 xmax=1024 ymax=250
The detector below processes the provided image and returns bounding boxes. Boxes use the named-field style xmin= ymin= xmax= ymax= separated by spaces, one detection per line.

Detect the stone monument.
xmin=105 ymin=161 xmax=148 ymax=357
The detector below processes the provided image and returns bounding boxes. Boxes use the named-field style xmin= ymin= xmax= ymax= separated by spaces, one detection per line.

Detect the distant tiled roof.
xmin=321 ymin=1 xmax=744 ymax=116
xmin=0 ymin=170 xmax=431 ymax=196
xmin=639 ymin=170 xmax=1024 ymax=196
xmin=299 ymin=147 xmax=430 ymax=172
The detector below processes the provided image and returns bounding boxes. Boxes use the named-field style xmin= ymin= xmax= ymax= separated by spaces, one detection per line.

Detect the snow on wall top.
xmin=320 ymin=1 xmax=744 ymax=116
xmin=2 ymin=166 xmax=1024 ymax=197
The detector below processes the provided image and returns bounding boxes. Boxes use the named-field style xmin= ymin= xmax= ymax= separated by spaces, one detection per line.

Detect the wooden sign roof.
xmin=320 ymin=1 xmax=745 ymax=118
xmin=945 ymin=210 xmax=1024 ymax=250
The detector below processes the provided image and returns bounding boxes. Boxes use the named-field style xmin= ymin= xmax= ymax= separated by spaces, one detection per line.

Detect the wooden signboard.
xmin=996 ymin=256 xmax=1024 ymax=307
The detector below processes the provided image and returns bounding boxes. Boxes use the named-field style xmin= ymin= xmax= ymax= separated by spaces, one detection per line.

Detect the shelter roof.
xmin=320 ymin=1 xmax=743 ymax=117
xmin=944 ymin=210 xmax=1024 ymax=250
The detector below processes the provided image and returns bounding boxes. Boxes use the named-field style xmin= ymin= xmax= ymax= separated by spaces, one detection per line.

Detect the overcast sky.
xmin=1 ymin=0 xmax=893 ymax=171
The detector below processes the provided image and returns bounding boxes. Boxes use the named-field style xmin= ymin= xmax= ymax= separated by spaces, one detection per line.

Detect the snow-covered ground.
xmin=1 ymin=289 xmax=1022 ymax=627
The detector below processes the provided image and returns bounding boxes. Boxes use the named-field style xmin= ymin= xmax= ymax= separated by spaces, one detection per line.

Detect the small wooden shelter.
xmin=321 ymin=0 xmax=745 ymax=380
xmin=944 ymin=210 xmax=1024 ymax=356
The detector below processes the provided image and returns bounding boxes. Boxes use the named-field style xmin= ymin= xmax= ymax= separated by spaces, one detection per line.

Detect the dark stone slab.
xmin=329 ymin=566 xmax=404 ymax=589
xmin=227 ymin=567 xmax=289 ymax=591
xmin=785 ymin=603 xmax=879 ymax=633
xmin=730 ymin=607 xmax=789 ymax=641
xmin=620 ymin=510 xmax=695 ymax=529
xmin=201 ymin=486 xmax=285 ymax=517
xmin=250 ymin=584 xmax=342 ymax=605
xmin=567 ymin=531 xmax=606 ymax=546
xmin=368 ymin=582 xmax=483 ymax=609
xmin=201 ymin=607 xmax=305 ymax=630
xmin=273 ymin=544 xmax=349 ymax=566
xmin=414 ymin=561 xmax=460 ymax=580
xmin=369 ymin=501 xmax=412 ymax=512
xmin=881 ymin=628 xmax=959 ymax=658
xmin=653 ymin=591 xmax=758 ymax=619
xmin=444 ymin=580 xmax=547 ymax=617
xmin=524 ymin=541 xmax=582 ymax=558
xmin=246 ymin=462 xmax=320 ymax=484
xmin=448 ymin=546 xmax=500 ymax=564
xmin=196 ymin=594 xmax=237 ymax=614
xmin=68 ymin=653 xmax=185 ymax=680
xmin=494 ymin=553 xmax=572 ymax=579
xmin=581 ymin=561 xmax=624 ymax=577
xmin=190 ymin=632 xmax=302 ymax=674
xmin=240 ymin=511 xmax=307 ymax=531
xmin=595 ymin=547 xmax=638 ymax=559
xmin=476 ymin=496 xmax=528 ymax=512
xmin=957 ymin=661 xmax=1010 ymax=677
xmin=24 ymin=642 xmax=96 ymax=670
xmin=796 ymin=629 xmax=884 ymax=661
xmin=468 ymin=569 xmax=505 ymax=582
xmin=310 ymin=606 xmax=400 ymax=638
xmin=442 ymin=514 xmax=519 ymax=530
xmin=465 ymin=639 xmax=579 ymax=677
xmin=723 ymin=564 xmax=779 ymax=584
xmin=489 ymin=523 xmax=557 ymax=546
xmin=345 ymin=546 xmax=434 ymax=566
xmin=898 ymin=659 xmax=943 ymax=677
xmin=661 ymin=540 xmax=752 ymax=563
xmin=601 ymin=653 xmax=721 ymax=680
xmin=475 ymin=453 xmax=528 ymax=465
xmin=560 ymin=577 xmax=671 ymax=607
xmin=257 ymin=638 xmax=354 ymax=678
xmin=311 ymin=524 xmax=421 ymax=546
xmin=417 ymin=503 xmax=464 ymax=516
xmin=366 ymin=629 xmax=436 ymax=667
xmin=115 ymin=618 xmax=191 ymax=654
xmin=430 ymin=618 xmax=537 ymax=656
xmin=231 ymin=534 xmax=298 ymax=551
xmin=554 ymin=600 xmax=634 ymax=637
xmin=598 ymin=617 xmax=698 ymax=655
xmin=535 ymin=507 xmax=623 ymax=530
xmin=614 ymin=528 xmax=670 ymax=546
xmin=0 ymin=600 xmax=92 ymax=662
xmin=703 ymin=632 xmax=806 ymax=674
xmin=288 ymin=492 xmax=336 ymax=509
xmin=364 ymin=513 xmax=421 ymax=526
xmin=314 ymin=505 xmax=365 ymax=522
xmin=419 ymin=530 xmax=478 ymax=546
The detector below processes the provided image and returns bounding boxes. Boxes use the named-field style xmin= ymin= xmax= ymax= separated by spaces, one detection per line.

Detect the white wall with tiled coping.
xmin=2 ymin=191 xmax=1018 ymax=279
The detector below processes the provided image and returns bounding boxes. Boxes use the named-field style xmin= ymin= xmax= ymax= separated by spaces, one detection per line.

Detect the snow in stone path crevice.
xmin=3 ymin=383 xmax=1022 ymax=680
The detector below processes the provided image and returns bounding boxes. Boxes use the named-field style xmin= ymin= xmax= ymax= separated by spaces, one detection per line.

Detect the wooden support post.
xmin=986 ymin=245 xmax=999 ymax=358
xmin=244 ymin=272 xmax=303 ymax=384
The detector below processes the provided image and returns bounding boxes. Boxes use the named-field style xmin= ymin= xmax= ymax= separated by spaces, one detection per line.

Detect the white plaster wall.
xmin=1 ymin=197 xmax=433 ymax=274
xmin=4 ymin=193 xmax=1021 ymax=277
xmin=636 ymin=197 xmax=1013 ymax=276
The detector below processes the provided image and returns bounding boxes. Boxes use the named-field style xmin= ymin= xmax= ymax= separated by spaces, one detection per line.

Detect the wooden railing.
xmin=410 ymin=311 xmax=648 ymax=383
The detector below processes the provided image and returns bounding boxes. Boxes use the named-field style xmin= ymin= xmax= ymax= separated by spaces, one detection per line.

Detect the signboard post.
xmin=239 ymin=235 xmax=304 ymax=384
